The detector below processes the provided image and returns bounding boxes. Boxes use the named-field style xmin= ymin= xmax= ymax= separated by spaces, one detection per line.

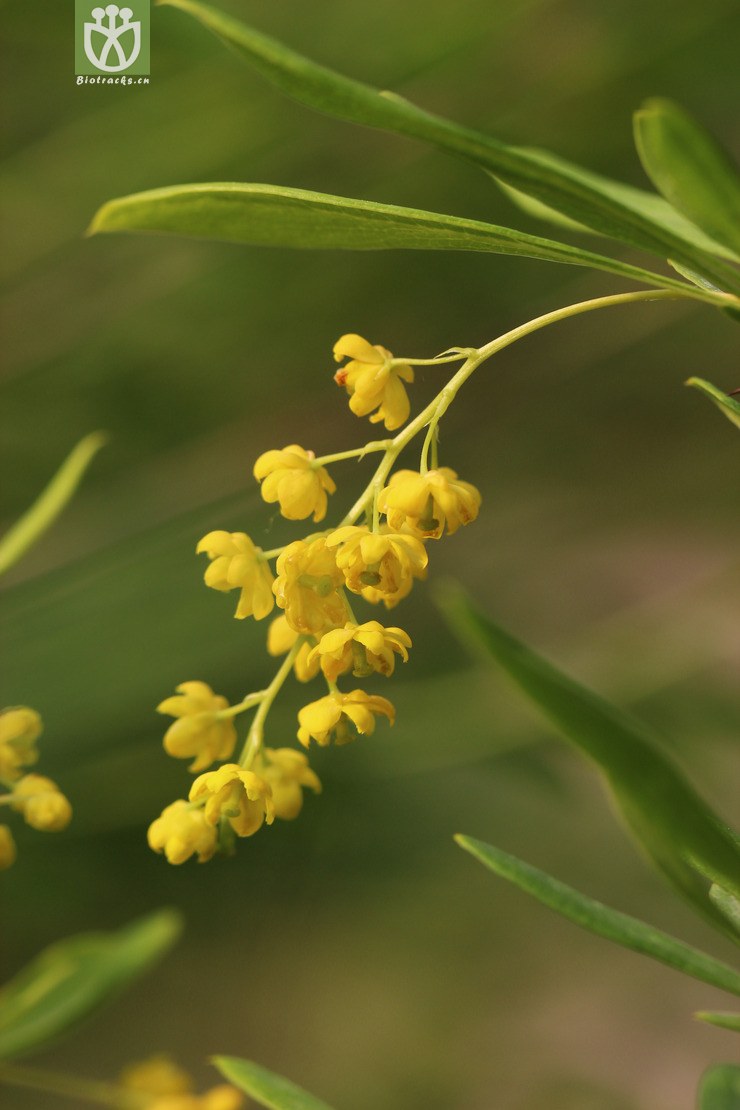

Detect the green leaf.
xmin=89 ymin=182 xmax=724 ymax=303
xmin=439 ymin=588 xmax=740 ymax=938
xmin=0 ymin=432 xmax=107 ymax=576
xmin=456 ymin=837 xmax=740 ymax=996
xmin=213 ymin=1057 xmax=335 ymax=1110
xmin=635 ymin=99 xmax=740 ymax=258
xmin=710 ymin=885 xmax=740 ymax=936
xmin=0 ymin=910 xmax=182 ymax=1060
xmin=156 ymin=0 xmax=740 ymax=293
xmin=696 ymin=1012 xmax=740 ymax=1033
xmin=698 ymin=1065 xmax=740 ymax=1110
xmin=686 ymin=378 xmax=740 ymax=431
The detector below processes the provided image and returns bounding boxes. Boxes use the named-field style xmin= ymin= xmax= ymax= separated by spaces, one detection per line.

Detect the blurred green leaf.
xmin=89 ymin=182 xmax=723 ymax=301
xmin=0 ymin=433 xmax=107 ymax=577
xmin=634 ymin=99 xmax=740 ymax=258
xmin=156 ymin=0 xmax=740 ymax=293
xmin=696 ymin=1012 xmax=740 ymax=1033
xmin=698 ymin=1065 xmax=740 ymax=1110
xmin=440 ymin=589 xmax=740 ymax=937
xmin=710 ymin=885 xmax=740 ymax=935
xmin=0 ymin=910 xmax=182 ymax=1060
xmin=214 ymin=1057 xmax=335 ymax=1110
xmin=686 ymin=378 xmax=740 ymax=430
xmin=456 ymin=837 xmax=740 ymax=995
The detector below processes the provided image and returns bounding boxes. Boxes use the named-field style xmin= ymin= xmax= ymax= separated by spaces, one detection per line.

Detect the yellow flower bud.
xmin=297 ymin=690 xmax=394 ymax=748
xmin=0 ymin=706 xmax=42 ymax=782
xmin=157 ymin=681 xmax=237 ymax=772
xmin=333 ymin=334 xmax=413 ymax=431
xmin=253 ymin=444 xmax=336 ymax=522
xmin=120 ymin=1055 xmax=193 ymax=1097
xmin=307 ymin=621 xmax=411 ymax=682
xmin=266 ymin=616 xmax=320 ymax=682
xmin=0 ymin=825 xmax=17 ymax=869
xmin=121 ymin=1056 xmax=244 ymax=1110
xmin=326 ymin=525 xmax=427 ymax=606
xmin=147 ymin=800 xmax=218 ymax=865
xmin=378 ymin=467 xmax=481 ymax=538
xmin=257 ymin=747 xmax=322 ymax=820
xmin=273 ymin=538 xmax=347 ymax=636
xmin=13 ymin=774 xmax=72 ymax=832
xmin=189 ymin=764 xmax=275 ymax=838
xmin=196 ymin=531 xmax=274 ymax=620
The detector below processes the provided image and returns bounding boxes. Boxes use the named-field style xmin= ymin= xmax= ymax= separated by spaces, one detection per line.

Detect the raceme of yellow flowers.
xmin=0 ymin=707 xmax=72 ymax=869
xmin=148 ymin=333 xmax=481 ymax=865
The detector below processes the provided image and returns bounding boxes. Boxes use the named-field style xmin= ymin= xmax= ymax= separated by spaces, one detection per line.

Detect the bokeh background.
xmin=2 ymin=0 xmax=739 ymax=1107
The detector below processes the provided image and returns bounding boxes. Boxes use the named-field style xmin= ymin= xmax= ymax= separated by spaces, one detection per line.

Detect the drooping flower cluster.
xmin=0 ymin=707 xmax=72 ymax=869
xmin=119 ymin=1054 xmax=243 ymax=1110
xmin=148 ymin=333 xmax=481 ymax=863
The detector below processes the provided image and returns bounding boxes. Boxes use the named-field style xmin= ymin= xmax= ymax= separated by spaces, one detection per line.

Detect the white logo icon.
xmin=84 ymin=5 xmax=141 ymax=73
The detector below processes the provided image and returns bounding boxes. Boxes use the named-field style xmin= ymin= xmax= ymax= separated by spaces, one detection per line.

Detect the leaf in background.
xmin=439 ymin=588 xmax=740 ymax=938
xmin=696 ymin=1012 xmax=740 ymax=1033
xmin=710 ymin=885 xmax=740 ymax=936
xmin=634 ymin=99 xmax=740 ymax=258
xmin=214 ymin=1057 xmax=335 ymax=1110
xmin=685 ymin=378 xmax=740 ymax=431
xmin=0 ymin=910 xmax=182 ymax=1060
xmin=89 ymin=182 xmax=723 ymax=302
xmin=156 ymin=0 xmax=740 ymax=293
xmin=698 ymin=1065 xmax=740 ymax=1110
xmin=455 ymin=837 xmax=740 ymax=995
xmin=0 ymin=432 xmax=107 ymax=577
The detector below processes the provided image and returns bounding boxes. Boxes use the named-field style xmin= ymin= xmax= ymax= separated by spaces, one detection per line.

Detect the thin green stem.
xmin=388 ymin=350 xmax=475 ymax=369
xmin=312 ymin=441 xmax=392 ymax=466
xmin=239 ymin=640 xmax=303 ymax=768
xmin=260 ymin=545 xmax=286 ymax=560
xmin=341 ymin=288 xmax=689 ymax=525
xmin=218 ymin=690 xmax=266 ymax=719
xmin=0 ymin=1064 xmax=144 ymax=1109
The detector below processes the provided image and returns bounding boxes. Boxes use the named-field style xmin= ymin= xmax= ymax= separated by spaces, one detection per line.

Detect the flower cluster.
xmin=148 ymin=334 xmax=481 ymax=863
xmin=120 ymin=1054 xmax=243 ymax=1110
xmin=0 ymin=707 xmax=72 ymax=869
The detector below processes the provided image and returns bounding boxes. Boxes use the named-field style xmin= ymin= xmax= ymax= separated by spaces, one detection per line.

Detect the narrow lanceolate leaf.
xmin=0 ymin=432 xmax=107 ymax=576
xmin=89 ymin=182 xmax=723 ymax=303
xmin=439 ymin=589 xmax=740 ymax=938
xmin=0 ymin=910 xmax=182 ymax=1060
xmin=213 ymin=1057 xmax=336 ymax=1110
xmin=156 ymin=0 xmax=740 ymax=293
xmin=686 ymin=378 xmax=740 ymax=430
xmin=710 ymin=886 xmax=740 ymax=936
xmin=635 ymin=99 xmax=740 ymax=258
xmin=456 ymin=837 xmax=740 ymax=996
xmin=696 ymin=1012 xmax=740 ymax=1033
xmin=698 ymin=1065 xmax=740 ymax=1110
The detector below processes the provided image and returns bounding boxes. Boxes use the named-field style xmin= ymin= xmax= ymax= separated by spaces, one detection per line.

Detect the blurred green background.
xmin=2 ymin=0 xmax=739 ymax=1107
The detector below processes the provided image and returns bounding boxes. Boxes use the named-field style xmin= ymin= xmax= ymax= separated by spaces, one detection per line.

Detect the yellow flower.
xmin=333 ymin=334 xmax=413 ymax=431
xmin=257 ymin=748 xmax=322 ymax=820
xmin=297 ymin=690 xmax=395 ymax=748
xmin=12 ymin=774 xmax=72 ymax=831
xmin=121 ymin=1056 xmax=243 ymax=1110
xmin=120 ymin=1056 xmax=193 ymax=1097
xmin=196 ymin=531 xmax=274 ymax=620
xmin=326 ymin=525 xmax=427 ymax=606
xmin=0 ymin=706 xmax=42 ymax=782
xmin=149 ymin=1089 xmax=243 ymax=1110
xmin=190 ymin=764 xmax=275 ymax=837
xmin=273 ymin=538 xmax=347 ymax=635
xmin=147 ymin=800 xmax=218 ymax=865
xmin=307 ymin=621 xmax=411 ymax=682
xmin=0 ymin=825 xmax=16 ymax=869
xmin=378 ymin=467 xmax=481 ymax=538
xmin=253 ymin=444 xmax=336 ymax=522
xmin=266 ymin=615 xmax=320 ymax=682
xmin=157 ymin=681 xmax=237 ymax=773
